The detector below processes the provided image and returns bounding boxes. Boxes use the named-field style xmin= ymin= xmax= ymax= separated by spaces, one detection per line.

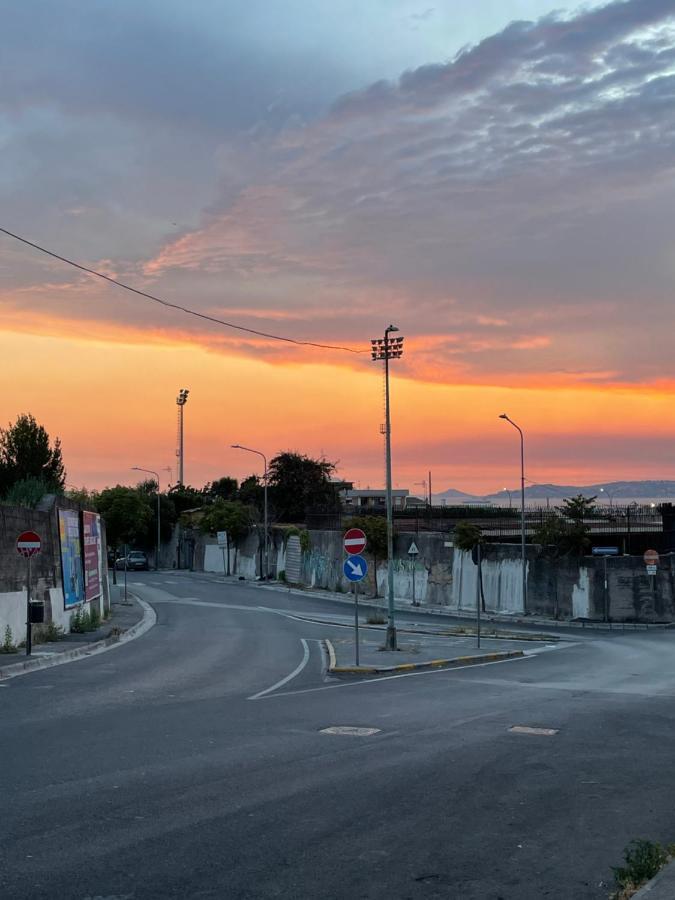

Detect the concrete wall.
xmin=0 ymin=500 xmax=110 ymax=646
xmin=190 ymin=522 xmax=675 ymax=622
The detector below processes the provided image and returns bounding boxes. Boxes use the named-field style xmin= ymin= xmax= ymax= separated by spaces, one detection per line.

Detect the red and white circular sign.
xmin=343 ymin=527 xmax=367 ymax=555
xmin=16 ymin=530 xmax=41 ymax=558
xmin=643 ymin=549 xmax=660 ymax=565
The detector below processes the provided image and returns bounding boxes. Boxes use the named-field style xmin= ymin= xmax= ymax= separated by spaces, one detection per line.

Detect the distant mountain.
xmin=432 ymin=487 xmax=483 ymax=502
xmin=435 ymin=481 xmax=675 ymax=503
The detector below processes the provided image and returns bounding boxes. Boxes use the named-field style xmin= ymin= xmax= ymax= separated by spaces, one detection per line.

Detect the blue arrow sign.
xmin=343 ymin=554 xmax=368 ymax=582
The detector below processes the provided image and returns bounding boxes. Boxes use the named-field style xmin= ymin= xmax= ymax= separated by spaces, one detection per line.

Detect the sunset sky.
xmin=2 ymin=0 xmax=675 ymax=494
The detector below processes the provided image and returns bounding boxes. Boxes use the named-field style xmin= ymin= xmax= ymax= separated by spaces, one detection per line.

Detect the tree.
xmin=0 ymin=414 xmax=65 ymax=497
xmin=167 ymin=484 xmax=207 ymax=515
xmin=206 ymin=477 xmax=238 ymax=502
xmin=4 ymin=477 xmax=53 ymax=509
xmin=534 ymin=495 xmax=594 ymax=557
xmin=453 ymin=521 xmax=486 ymax=612
xmin=267 ymin=452 xmax=338 ymax=522
xmin=96 ymin=486 xmax=153 ymax=552
xmin=200 ymin=500 xmax=253 ymax=574
xmin=238 ymin=474 xmax=264 ymax=513
xmin=560 ymin=494 xmax=597 ymax=520
xmin=65 ymin=486 xmax=97 ymax=508
xmin=346 ymin=515 xmax=388 ymax=598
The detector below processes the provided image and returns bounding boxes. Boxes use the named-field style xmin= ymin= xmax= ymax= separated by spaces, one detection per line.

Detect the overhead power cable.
xmin=0 ymin=226 xmax=365 ymax=354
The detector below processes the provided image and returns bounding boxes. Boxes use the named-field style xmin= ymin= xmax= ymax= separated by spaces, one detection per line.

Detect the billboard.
xmin=82 ymin=511 xmax=102 ymax=602
xmin=58 ymin=508 xmax=85 ymax=609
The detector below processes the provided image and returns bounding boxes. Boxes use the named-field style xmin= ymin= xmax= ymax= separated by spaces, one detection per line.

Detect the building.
xmin=342 ymin=488 xmax=409 ymax=510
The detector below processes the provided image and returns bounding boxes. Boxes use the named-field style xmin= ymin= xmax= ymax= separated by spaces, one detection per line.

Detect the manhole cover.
xmin=320 ymin=726 xmax=381 ymax=736
xmin=509 ymin=725 xmax=559 ymax=736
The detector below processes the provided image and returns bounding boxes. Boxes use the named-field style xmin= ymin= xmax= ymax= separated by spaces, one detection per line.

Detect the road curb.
xmin=631 ymin=858 xmax=675 ymax=898
xmin=324 ymin=643 xmax=524 ymax=675
xmin=0 ymin=596 xmax=156 ymax=681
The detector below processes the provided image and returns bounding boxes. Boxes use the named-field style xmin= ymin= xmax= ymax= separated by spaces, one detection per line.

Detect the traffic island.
xmin=323 ymin=637 xmax=524 ymax=676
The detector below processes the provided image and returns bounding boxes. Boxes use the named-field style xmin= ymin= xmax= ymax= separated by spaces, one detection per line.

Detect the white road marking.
xmin=254 ymin=652 xmax=535 ymax=699
xmin=248 ymin=639 xmax=311 ymax=700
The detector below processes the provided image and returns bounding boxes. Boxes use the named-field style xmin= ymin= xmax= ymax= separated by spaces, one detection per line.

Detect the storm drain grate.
xmin=509 ymin=725 xmax=558 ymax=736
xmin=320 ymin=726 xmax=381 ymax=736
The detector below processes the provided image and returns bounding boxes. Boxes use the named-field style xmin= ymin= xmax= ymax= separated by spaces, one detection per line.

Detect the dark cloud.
xmin=3 ymin=0 xmax=675 ymax=387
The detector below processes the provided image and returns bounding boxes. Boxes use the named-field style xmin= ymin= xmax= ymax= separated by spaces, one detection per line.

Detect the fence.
xmin=305 ymin=504 xmax=668 ymax=553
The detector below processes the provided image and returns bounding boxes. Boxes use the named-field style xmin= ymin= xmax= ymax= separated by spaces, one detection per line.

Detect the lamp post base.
xmin=384 ymin=624 xmax=397 ymax=651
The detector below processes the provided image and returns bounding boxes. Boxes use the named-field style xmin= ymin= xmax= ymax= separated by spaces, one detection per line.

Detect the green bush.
xmin=43 ymin=621 xmax=64 ymax=642
xmin=299 ymin=529 xmax=311 ymax=553
xmin=279 ymin=570 xmax=286 ymax=582
xmin=1 ymin=625 xmax=17 ymax=653
xmin=612 ymin=840 xmax=670 ymax=895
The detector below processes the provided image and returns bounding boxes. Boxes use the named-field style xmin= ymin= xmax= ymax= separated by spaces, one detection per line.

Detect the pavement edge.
xmin=0 ymin=595 xmax=156 ymax=681
xmin=632 ymin=859 xmax=675 ymax=898
xmin=326 ymin=646 xmax=524 ymax=676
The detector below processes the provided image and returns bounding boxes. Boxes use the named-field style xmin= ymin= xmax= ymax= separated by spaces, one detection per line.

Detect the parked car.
xmin=115 ymin=551 xmax=149 ymax=571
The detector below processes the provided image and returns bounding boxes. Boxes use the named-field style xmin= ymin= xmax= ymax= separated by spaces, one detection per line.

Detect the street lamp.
xmin=600 ymin=487 xmax=615 ymax=508
xmin=414 ymin=479 xmax=428 ymax=505
xmin=232 ymin=444 xmax=269 ymax=580
xmin=499 ymin=414 xmax=527 ymax=614
xmin=503 ymin=487 xmax=513 ymax=509
xmin=131 ymin=466 xmax=161 ymax=570
xmin=176 ymin=388 xmax=189 ymax=486
xmin=371 ymin=325 xmax=404 ymax=651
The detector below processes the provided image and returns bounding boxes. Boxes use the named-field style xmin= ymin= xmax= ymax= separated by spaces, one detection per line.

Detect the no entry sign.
xmin=343 ymin=528 xmax=367 ymax=555
xmin=16 ymin=531 xmax=41 ymax=558
xmin=643 ymin=549 xmax=659 ymax=566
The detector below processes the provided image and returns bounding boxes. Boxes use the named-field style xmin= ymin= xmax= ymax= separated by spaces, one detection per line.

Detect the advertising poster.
xmin=82 ymin=511 xmax=102 ymax=602
xmin=58 ymin=508 xmax=85 ymax=609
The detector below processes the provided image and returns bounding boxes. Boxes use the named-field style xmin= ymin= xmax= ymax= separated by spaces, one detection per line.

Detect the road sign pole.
xmin=412 ymin=558 xmax=416 ymax=607
xmin=354 ymin=581 xmax=360 ymax=667
xmin=604 ymin=555 xmax=609 ymax=622
xmin=476 ymin=543 xmax=481 ymax=649
xmin=25 ymin=556 xmax=32 ymax=657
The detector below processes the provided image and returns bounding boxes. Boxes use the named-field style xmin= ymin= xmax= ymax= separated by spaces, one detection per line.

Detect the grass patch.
xmin=0 ymin=625 xmax=17 ymax=654
xmin=611 ymin=839 xmax=675 ymax=899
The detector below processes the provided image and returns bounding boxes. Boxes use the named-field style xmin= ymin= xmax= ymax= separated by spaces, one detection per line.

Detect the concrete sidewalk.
xmin=324 ymin=626 xmax=528 ymax=675
xmin=0 ymin=594 xmax=148 ymax=680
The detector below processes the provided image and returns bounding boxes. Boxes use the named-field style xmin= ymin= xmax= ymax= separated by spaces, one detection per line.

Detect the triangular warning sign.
xmin=408 ymin=541 xmax=419 ymax=555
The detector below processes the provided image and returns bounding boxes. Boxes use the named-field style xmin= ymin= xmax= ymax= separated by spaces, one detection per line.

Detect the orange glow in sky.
xmin=3 ymin=0 xmax=675 ymax=495
xmin=3 ymin=326 xmax=675 ymax=495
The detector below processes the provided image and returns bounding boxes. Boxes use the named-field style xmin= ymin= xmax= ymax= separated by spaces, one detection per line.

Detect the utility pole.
xmin=176 ymin=388 xmax=189 ymax=486
xmin=499 ymin=414 xmax=527 ymax=614
xmin=371 ymin=326 xmax=404 ymax=651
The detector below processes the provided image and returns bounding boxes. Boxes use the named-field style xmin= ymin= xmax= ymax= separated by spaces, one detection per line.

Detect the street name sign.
xmin=16 ymin=531 xmax=41 ymax=558
xmin=643 ymin=549 xmax=659 ymax=566
xmin=408 ymin=541 xmax=419 ymax=556
xmin=343 ymin=528 xmax=367 ymax=556
xmin=592 ymin=547 xmax=619 ymax=556
xmin=343 ymin=554 xmax=368 ymax=582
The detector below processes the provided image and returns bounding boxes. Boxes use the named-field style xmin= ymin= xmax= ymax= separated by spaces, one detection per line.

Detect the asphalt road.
xmin=3 ymin=573 xmax=675 ymax=899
